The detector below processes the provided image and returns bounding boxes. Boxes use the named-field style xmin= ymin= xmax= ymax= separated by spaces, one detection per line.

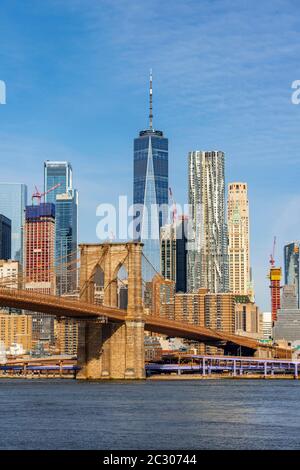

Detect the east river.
xmin=0 ymin=379 xmax=299 ymax=449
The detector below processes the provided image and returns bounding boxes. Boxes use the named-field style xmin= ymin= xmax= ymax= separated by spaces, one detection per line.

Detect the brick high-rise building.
xmin=24 ymin=203 xmax=55 ymax=294
xmin=150 ymin=275 xmax=235 ymax=354
xmin=234 ymin=295 xmax=261 ymax=339
xmin=0 ymin=312 xmax=32 ymax=352
xmin=227 ymin=182 xmax=251 ymax=296
xmin=24 ymin=203 xmax=56 ymax=346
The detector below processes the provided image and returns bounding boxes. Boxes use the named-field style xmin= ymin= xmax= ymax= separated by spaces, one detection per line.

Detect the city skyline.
xmin=0 ymin=1 xmax=300 ymax=311
xmin=1 ymin=1 xmax=300 ymax=457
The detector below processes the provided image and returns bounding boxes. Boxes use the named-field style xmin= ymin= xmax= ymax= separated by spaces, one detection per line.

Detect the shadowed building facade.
xmin=0 ymin=183 xmax=27 ymax=262
xmin=160 ymin=216 xmax=188 ymax=292
xmin=0 ymin=215 xmax=11 ymax=260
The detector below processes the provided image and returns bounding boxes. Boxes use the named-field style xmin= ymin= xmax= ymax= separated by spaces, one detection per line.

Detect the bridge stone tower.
xmin=77 ymin=242 xmax=145 ymax=380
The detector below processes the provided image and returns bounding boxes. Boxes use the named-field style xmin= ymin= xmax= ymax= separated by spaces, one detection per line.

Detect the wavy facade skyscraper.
xmin=187 ymin=150 xmax=228 ymax=293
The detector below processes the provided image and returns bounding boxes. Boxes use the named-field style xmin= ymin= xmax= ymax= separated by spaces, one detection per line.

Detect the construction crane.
xmin=269 ymin=236 xmax=276 ymax=266
xmin=169 ymin=187 xmax=177 ymax=224
xmin=268 ymin=235 xmax=282 ymax=323
xmin=32 ymin=183 xmax=62 ymax=205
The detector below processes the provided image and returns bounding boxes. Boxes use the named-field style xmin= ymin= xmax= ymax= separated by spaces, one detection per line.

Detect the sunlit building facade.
xmin=284 ymin=242 xmax=300 ymax=308
xmin=227 ymin=182 xmax=251 ymax=296
xmin=187 ymin=151 xmax=228 ymax=293
xmin=24 ymin=203 xmax=56 ymax=294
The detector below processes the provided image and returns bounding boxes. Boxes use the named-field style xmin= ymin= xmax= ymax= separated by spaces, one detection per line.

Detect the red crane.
xmin=269 ymin=236 xmax=282 ymax=323
xmin=32 ymin=183 xmax=62 ymax=205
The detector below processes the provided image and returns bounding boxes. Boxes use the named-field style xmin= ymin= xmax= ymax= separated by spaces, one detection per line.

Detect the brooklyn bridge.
xmin=0 ymin=242 xmax=287 ymax=379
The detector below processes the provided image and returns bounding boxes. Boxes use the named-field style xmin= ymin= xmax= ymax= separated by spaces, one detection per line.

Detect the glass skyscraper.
xmin=284 ymin=242 xmax=300 ymax=308
xmin=44 ymin=161 xmax=73 ymax=203
xmin=0 ymin=183 xmax=27 ymax=262
xmin=0 ymin=215 xmax=11 ymax=260
xmin=55 ymin=191 xmax=78 ymax=295
xmin=133 ymin=72 xmax=168 ymax=278
xmin=44 ymin=161 xmax=78 ymax=294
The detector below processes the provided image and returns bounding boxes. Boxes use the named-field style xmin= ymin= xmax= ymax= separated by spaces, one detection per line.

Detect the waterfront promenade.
xmin=0 ymin=354 xmax=299 ymax=380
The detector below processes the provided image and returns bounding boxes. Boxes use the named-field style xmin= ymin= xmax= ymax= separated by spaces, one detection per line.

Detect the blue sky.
xmin=0 ymin=0 xmax=299 ymax=310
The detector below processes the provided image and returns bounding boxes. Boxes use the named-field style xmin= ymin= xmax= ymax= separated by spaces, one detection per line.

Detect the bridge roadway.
xmin=0 ymin=287 xmax=275 ymax=352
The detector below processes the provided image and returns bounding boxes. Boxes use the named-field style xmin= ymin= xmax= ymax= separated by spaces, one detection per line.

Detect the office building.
xmin=24 ymin=203 xmax=56 ymax=345
xmin=0 ymin=215 xmax=11 ymax=260
xmin=0 ymin=312 xmax=32 ymax=352
xmin=187 ymin=151 xmax=228 ymax=293
xmin=44 ymin=161 xmax=73 ymax=203
xmin=284 ymin=242 xmax=300 ymax=308
xmin=56 ymin=318 xmax=78 ymax=356
xmin=44 ymin=161 xmax=78 ymax=295
xmin=133 ymin=71 xmax=168 ymax=278
xmin=24 ymin=203 xmax=56 ymax=294
xmin=0 ymin=183 xmax=27 ymax=262
xmin=281 ymin=284 xmax=298 ymax=309
xmin=227 ymin=183 xmax=251 ymax=296
xmin=150 ymin=276 xmax=235 ymax=334
xmin=0 ymin=260 xmax=20 ymax=289
xmin=55 ymin=192 xmax=78 ymax=295
xmin=274 ymin=308 xmax=300 ymax=345
xmin=261 ymin=312 xmax=272 ymax=341
xmin=234 ymin=295 xmax=261 ymax=338
xmin=160 ymin=216 xmax=188 ymax=292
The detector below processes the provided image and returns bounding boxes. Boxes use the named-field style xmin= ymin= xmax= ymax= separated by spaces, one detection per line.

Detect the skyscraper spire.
xmin=149 ymin=68 xmax=153 ymax=130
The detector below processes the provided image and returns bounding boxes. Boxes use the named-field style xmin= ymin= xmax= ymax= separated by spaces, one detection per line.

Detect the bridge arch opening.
xmin=93 ymin=265 xmax=105 ymax=305
xmin=116 ymin=265 xmax=128 ymax=310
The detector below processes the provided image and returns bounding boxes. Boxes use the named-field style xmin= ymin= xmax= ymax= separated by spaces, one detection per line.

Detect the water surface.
xmin=0 ymin=379 xmax=299 ymax=449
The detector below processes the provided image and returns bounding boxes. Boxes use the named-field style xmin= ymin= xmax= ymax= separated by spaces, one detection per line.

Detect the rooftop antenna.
xmin=149 ymin=68 xmax=153 ymax=130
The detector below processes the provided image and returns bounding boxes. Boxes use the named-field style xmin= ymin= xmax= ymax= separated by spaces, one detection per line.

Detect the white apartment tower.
xmin=227 ymin=182 xmax=251 ymax=296
xmin=187 ymin=151 xmax=228 ymax=293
